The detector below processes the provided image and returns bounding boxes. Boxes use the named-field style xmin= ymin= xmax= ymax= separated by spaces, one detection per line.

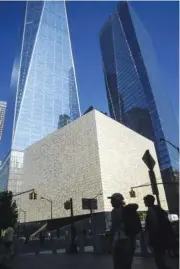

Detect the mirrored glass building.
xmin=13 ymin=1 xmax=80 ymax=150
xmin=0 ymin=1 xmax=81 ymax=196
xmin=100 ymin=1 xmax=179 ymax=211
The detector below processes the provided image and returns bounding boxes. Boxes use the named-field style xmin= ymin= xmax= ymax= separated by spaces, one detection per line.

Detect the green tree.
xmin=0 ymin=191 xmax=18 ymax=231
xmin=138 ymin=212 xmax=147 ymax=222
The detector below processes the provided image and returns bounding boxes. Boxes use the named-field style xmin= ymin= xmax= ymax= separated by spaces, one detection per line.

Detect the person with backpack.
xmin=108 ymin=193 xmax=141 ymax=269
xmin=144 ymin=194 xmax=174 ymax=269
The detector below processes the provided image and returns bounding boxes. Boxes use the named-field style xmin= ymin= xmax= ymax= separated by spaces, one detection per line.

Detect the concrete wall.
xmin=20 ymin=111 xmax=104 ymax=222
xmin=20 ymin=110 xmax=167 ymax=223
xmin=95 ymin=112 xmax=168 ymax=212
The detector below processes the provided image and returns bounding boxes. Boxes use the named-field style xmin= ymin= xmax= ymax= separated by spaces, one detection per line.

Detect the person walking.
xmin=144 ymin=194 xmax=174 ymax=269
xmin=3 ymin=226 xmax=14 ymax=253
xmin=108 ymin=193 xmax=141 ymax=269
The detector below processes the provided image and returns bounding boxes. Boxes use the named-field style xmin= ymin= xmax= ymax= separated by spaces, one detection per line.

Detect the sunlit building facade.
xmin=13 ymin=1 xmax=80 ymax=150
xmin=20 ymin=110 xmax=167 ymax=222
xmin=100 ymin=1 xmax=179 ymax=211
xmin=0 ymin=1 xmax=81 ymax=195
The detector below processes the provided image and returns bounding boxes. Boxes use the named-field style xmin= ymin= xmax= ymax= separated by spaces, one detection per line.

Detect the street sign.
xmin=142 ymin=150 xmax=156 ymax=171
xmin=82 ymin=198 xmax=97 ymax=210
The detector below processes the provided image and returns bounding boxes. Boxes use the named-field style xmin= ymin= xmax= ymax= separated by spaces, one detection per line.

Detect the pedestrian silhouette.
xmin=108 ymin=193 xmax=141 ymax=269
xmin=144 ymin=194 xmax=174 ymax=269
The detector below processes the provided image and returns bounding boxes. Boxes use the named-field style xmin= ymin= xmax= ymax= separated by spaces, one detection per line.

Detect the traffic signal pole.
xmin=131 ymin=181 xmax=178 ymax=190
xmin=131 ymin=182 xmax=178 ymax=206
xmin=69 ymin=198 xmax=77 ymax=253
xmin=64 ymin=198 xmax=77 ymax=253
xmin=70 ymin=198 xmax=73 ymax=219
xmin=148 ymin=170 xmax=161 ymax=207
xmin=13 ymin=188 xmax=35 ymax=197
xmin=142 ymin=150 xmax=161 ymax=207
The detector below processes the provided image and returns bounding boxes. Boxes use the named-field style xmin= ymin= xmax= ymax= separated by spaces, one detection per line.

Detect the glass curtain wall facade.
xmin=0 ymin=101 xmax=7 ymax=143
xmin=12 ymin=1 xmax=81 ymax=150
xmin=100 ymin=1 xmax=179 ymax=211
xmin=0 ymin=1 xmax=81 ymax=194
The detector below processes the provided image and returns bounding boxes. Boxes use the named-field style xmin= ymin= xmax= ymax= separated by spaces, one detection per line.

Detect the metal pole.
xmin=156 ymin=193 xmax=161 ymax=207
xmin=160 ymin=138 xmax=179 ymax=153
xmin=24 ymin=211 xmax=26 ymax=223
xmin=132 ymin=181 xmax=178 ymax=190
xmin=92 ymin=192 xmax=103 ymax=200
xmin=88 ymin=200 xmax=93 ymax=228
xmin=70 ymin=198 xmax=73 ymax=219
xmin=90 ymin=206 xmax=93 ymax=235
xmin=149 ymin=169 xmax=161 ymax=207
xmin=70 ymin=198 xmax=74 ymax=242
xmin=69 ymin=198 xmax=77 ymax=253
xmin=13 ymin=188 xmax=35 ymax=197
xmin=51 ymin=200 xmax=53 ymax=219
xmin=19 ymin=209 xmax=26 ymax=223
xmin=41 ymin=197 xmax=53 ymax=220
xmin=89 ymin=200 xmax=95 ymax=251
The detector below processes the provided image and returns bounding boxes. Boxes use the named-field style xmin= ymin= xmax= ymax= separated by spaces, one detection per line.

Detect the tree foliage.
xmin=138 ymin=211 xmax=147 ymax=222
xmin=0 ymin=191 xmax=18 ymax=230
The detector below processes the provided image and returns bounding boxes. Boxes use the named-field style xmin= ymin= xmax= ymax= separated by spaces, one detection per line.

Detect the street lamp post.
xmin=41 ymin=197 xmax=53 ymax=219
xmin=18 ymin=208 xmax=26 ymax=222
xmin=160 ymin=138 xmax=179 ymax=153
xmin=20 ymin=209 xmax=26 ymax=223
xmin=18 ymin=209 xmax=26 ymax=237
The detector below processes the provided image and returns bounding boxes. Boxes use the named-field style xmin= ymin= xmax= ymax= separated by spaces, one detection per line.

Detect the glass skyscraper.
xmin=100 ymin=1 xmax=179 ymax=211
xmin=13 ymin=1 xmax=80 ymax=150
xmin=0 ymin=1 xmax=81 ymax=195
xmin=0 ymin=101 xmax=7 ymax=143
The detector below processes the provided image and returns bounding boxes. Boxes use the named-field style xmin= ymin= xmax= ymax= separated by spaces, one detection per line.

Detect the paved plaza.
xmin=13 ymin=253 xmax=178 ymax=269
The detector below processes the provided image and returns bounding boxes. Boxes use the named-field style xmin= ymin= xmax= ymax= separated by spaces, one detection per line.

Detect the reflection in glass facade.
xmin=100 ymin=2 xmax=179 ymax=211
xmin=0 ymin=1 xmax=81 ymax=195
xmin=12 ymin=1 xmax=81 ymax=150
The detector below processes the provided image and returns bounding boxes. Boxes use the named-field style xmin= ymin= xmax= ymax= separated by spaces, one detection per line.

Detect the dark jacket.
xmin=123 ymin=204 xmax=142 ymax=238
xmin=145 ymin=205 xmax=173 ymax=248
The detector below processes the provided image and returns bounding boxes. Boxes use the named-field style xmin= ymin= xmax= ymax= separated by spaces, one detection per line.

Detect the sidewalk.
xmin=13 ymin=253 xmax=178 ymax=269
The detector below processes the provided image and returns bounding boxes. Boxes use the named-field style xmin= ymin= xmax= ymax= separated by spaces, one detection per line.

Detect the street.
xmin=13 ymin=253 xmax=178 ymax=269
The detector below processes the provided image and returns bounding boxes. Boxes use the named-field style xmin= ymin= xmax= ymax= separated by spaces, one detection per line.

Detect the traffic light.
xmin=129 ymin=189 xmax=136 ymax=198
xmin=29 ymin=192 xmax=33 ymax=200
xmin=64 ymin=200 xmax=71 ymax=210
xmin=34 ymin=192 xmax=37 ymax=200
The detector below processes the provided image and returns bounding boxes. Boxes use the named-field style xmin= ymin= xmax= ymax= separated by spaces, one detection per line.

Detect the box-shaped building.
xmin=20 ymin=110 xmax=167 ymax=225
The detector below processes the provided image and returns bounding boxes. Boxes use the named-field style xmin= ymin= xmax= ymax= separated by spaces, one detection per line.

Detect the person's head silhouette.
xmin=144 ymin=194 xmax=155 ymax=207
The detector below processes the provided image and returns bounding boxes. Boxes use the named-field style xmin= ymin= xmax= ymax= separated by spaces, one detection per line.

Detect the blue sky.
xmin=0 ymin=1 xmax=179 ymax=159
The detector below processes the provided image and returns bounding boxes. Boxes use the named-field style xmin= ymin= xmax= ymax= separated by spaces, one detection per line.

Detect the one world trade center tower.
xmin=0 ymin=1 xmax=81 ymax=195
